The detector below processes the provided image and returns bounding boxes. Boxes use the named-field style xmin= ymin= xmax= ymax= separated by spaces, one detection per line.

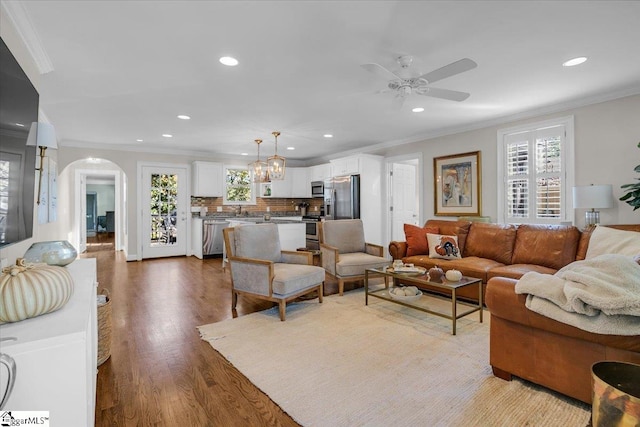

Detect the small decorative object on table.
xmin=23 ymin=240 xmax=77 ymax=266
xmin=428 ymin=266 xmax=444 ymax=282
xmin=0 ymin=258 xmax=74 ymax=323
xmin=445 ymin=269 xmax=463 ymax=281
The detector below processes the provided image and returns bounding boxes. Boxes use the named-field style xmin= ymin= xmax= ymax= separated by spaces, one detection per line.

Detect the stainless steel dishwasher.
xmin=202 ymin=219 xmax=229 ymax=258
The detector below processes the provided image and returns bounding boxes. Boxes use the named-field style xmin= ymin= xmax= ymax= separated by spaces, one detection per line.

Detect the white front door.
xmin=391 ymin=162 xmax=419 ymax=242
xmin=141 ymin=165 xmax=188 ymax=259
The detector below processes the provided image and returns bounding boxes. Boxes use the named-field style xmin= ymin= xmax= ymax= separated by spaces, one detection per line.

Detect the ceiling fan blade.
xmin=418 ymin=58 xmax=477 ymax=84
xmin=361 ymin=63 xmax=402 ymax=81
xmin=418 ymin=87 xmax=470 ymax=102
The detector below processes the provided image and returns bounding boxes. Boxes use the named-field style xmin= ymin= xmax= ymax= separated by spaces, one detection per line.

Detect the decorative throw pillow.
xmin=585 ymin=226 xmax=640 ymax=259
xmin=404 ymin=224 xmax=440 ymax=256
xmin=427 ymin=233 xmax=462 ymax=260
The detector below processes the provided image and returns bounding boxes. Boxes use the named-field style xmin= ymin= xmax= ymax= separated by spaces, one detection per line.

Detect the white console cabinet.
xmin=0 ymin=258 xmax=98 ymax=427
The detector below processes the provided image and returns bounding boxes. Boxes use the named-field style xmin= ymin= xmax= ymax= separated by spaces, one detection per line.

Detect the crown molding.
xmin=1 ymin=0 xmax=54 ymax=74
xmin=362 ymin=85 xmax=640 ymax=154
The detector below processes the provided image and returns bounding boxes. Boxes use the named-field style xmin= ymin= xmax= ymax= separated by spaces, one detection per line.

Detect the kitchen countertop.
xmin=193 ymin=216 xmax=303 ymax=224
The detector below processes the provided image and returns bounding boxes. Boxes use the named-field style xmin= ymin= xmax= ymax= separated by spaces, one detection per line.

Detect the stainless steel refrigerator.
xmin=324 ymin=174 xmax=360 ymax=220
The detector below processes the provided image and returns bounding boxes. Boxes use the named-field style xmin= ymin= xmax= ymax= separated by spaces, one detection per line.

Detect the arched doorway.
xmin=61 ymin=158 xmax=126 ymax=254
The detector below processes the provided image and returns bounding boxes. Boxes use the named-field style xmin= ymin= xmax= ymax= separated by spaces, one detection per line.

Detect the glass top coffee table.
xmin=364 ymin=267 xmax=483 ymax=335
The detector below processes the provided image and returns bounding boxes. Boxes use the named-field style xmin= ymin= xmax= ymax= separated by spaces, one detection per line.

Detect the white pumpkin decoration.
xmin=0 ymin=258 xmax=74 ymax=323
xmin=445 ymin=269 xmax=463 ymax=281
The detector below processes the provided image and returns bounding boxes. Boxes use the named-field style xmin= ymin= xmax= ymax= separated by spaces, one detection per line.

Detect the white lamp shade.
xmin=25 ymin=122 xmax=58 ymax=149
xmin=572 ymin=185 xmax=614 ymax=209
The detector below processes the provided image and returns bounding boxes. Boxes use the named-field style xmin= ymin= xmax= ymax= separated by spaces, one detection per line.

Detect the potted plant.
xmin=620 ymin=142 xmax=640 ymax=211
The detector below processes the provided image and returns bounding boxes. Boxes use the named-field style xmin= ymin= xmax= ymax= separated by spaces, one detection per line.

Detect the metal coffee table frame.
xmin=364 ymin=268 xmax=483 ymax=335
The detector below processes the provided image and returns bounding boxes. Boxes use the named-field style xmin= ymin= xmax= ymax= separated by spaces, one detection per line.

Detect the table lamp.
xmin=572 ymin=184 xmax=613 ymax=226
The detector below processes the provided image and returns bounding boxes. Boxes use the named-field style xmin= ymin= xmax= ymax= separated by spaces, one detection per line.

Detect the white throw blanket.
xmin=515 ymin=254 xmax=640 ymax=335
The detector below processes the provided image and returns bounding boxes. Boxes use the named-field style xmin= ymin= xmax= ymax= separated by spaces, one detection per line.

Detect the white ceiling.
xmin=5 ymin=1 xmax=640 ymax=162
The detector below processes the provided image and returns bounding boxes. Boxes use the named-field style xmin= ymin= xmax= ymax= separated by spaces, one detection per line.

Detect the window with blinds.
xmin=498 ymin=117 xmax=574 ymax=224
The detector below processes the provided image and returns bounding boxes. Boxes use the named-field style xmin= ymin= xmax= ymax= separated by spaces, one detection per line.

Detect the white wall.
xmin=372 ymin=94 xmax=640 ymax=229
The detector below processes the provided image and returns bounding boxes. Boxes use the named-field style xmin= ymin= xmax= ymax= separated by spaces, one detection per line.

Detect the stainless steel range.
xmin=302 ymin=216 xmax=322 ymax=250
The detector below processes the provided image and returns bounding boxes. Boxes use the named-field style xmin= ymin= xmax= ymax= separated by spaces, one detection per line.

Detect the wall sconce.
xmin=572 ymin=184 xmax=613 ymax=226
xmin=26 ymin=122 xmax=58 ymax=205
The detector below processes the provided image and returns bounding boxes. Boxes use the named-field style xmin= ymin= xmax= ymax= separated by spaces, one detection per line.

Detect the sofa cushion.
xmin=234 ymin=223 xmax=281 ymax=263
xmin=511 ymin=224 xmax=580 ymax=270
xmin=404 ymin=224 xmax=440 ymax=256
xmin=424 ymin=220 xmax=472 ymax=253
xmin=336 ymin=252 xmax=388 ymax=277
xmin=427 ymin=233 xmax=462 ymax=260
xmin=585 ymin=225 xmax=640 ymax=259
xmin=487 ymin=264 xmax=557 ymax=281
xmin=464 ymin=222 xmax=517 ymax=265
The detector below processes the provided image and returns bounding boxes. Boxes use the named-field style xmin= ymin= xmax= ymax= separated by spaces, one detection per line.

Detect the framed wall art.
xmin=433 ymin=151 xmax=481 ymax=216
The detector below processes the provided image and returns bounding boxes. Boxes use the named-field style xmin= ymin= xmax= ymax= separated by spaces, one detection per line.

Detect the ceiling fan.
xmin=361 ymin=56 xmax=477 ymax=108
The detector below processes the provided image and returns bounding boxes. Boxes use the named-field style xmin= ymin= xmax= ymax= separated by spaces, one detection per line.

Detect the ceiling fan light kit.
xmin=361 ymin=55 xmax=477 ymax=108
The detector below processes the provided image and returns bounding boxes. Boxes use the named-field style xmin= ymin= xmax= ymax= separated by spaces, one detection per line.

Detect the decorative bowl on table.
xmin=388 ymin=286 xmax=423 ymax=302
xmin=23 ymin=240 xmax=78 ymax=266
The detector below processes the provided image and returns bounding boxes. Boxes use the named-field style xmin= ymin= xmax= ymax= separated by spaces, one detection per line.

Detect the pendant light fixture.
xmin=267 ymin=131 xmax=286 ymax=180
xmin=249 ymin=139 xmax=269 ymax=182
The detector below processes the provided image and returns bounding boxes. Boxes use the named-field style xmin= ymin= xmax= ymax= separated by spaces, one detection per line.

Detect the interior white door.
xmin=391 ymin=162 xmax=418 ymax=242
xmin=141 ymin=166 xmax=188 ymax=259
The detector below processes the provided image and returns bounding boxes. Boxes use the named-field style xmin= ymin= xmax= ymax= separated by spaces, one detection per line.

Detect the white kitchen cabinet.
xmin=192 ymin=161 xmax=223 ymax=197
xmin=260 ymin=168 xmax=309 ymax=198
xmin=0 ymin=259 xmax=97 ymax=427
xmin=277 ymin=223 xmax=305 ymax=250
xmin=290 ymin=168 xmax=311 ymax=198
xmin=192 ymin=217 xmax=203 ymax=259
xmin=330 ymin=156 xmax=360 ymax=176
xmin=309 ymin=163 xmax=331 ymax=182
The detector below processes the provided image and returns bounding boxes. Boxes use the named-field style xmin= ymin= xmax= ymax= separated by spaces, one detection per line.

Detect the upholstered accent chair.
xmin=223 ymin=223 xmax=324 ymax=321
xmin=320 ymin=219 xmax=390 ymax=296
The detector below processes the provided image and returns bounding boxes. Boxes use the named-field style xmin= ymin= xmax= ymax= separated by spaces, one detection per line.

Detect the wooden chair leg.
xmin=279 ymin=300 xmax=286 ymax=321
xmin=231 ymin=289 xmax=238 ymax=310
xmin=339 ymin=279 xmax=344 ymax=296
xmin=318 ymin=283 xmax=323 ymax=303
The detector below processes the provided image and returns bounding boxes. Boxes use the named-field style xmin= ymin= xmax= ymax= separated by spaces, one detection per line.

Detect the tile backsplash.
xmin=191 ymin=197 xmax=323 ymax=216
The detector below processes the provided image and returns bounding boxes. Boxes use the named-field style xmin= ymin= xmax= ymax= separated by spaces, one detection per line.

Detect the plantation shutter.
xmin=502 ymin=124 xmax=566 ymax=224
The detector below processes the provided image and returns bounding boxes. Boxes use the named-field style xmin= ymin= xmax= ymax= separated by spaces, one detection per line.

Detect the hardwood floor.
xmin=83 ymin=249 xmax=349 ymax=426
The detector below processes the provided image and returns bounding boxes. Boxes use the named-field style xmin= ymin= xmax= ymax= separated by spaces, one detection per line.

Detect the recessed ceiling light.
xmin=219 ymin=56 xmax=239 ymax=66
xmin=162 ymin=134 xmax=173 ymax=138
xmin=177 ymin=115 xmax=191 ymax=120
xmin=287 ymin=146 xmax=295 ymax=150
xmin=412 ymin=107 xmax=425 ymax=113
xmin=241 ymin=152 xmax=249 ymax=156
xmin=323 ymin=134 xmax=333 ymax=138
xmin=562 ymin=57 xmax=587 ymax=67
xmin=16 ymin=123 xmax=25 ymax=127
xmin=136 ymin=139 xmax=143 ymax=142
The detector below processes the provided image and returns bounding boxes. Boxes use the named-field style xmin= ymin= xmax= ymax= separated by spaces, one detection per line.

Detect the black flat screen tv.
xmin=0 ymin=36 xmax=39 ymax=248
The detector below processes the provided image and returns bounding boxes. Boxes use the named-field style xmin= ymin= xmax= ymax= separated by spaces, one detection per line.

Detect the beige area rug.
xmin=198 ymin=288 xmax=590 ymax=426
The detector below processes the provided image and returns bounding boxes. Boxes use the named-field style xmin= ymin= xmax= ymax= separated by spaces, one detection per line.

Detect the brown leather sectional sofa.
xmin=388 ymin=219 xmax=582 ymax=301
xmin=389 ymin=220 xmax=640 ymax=403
